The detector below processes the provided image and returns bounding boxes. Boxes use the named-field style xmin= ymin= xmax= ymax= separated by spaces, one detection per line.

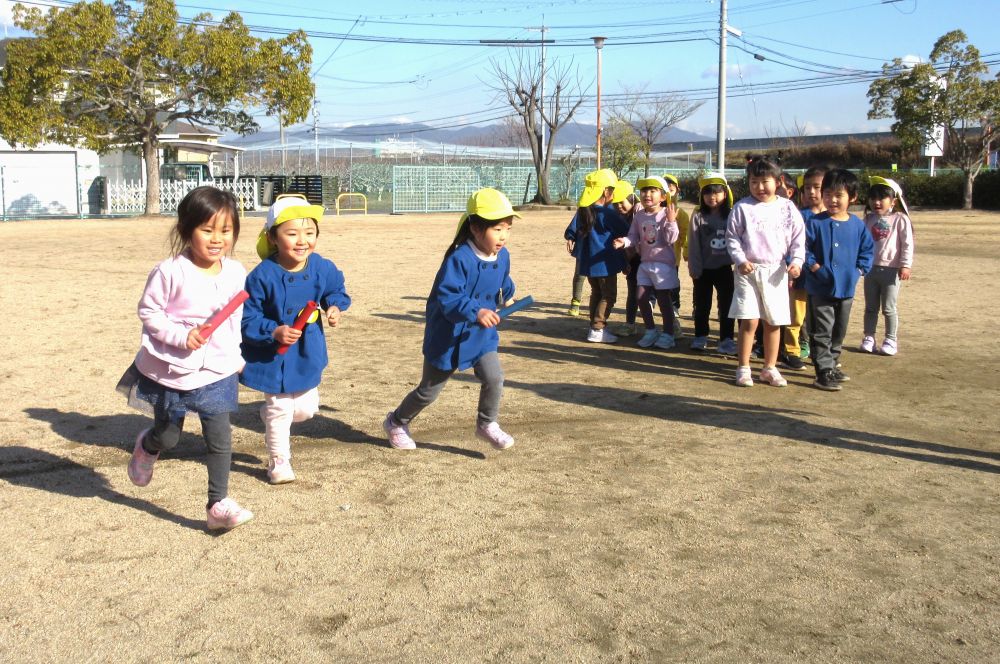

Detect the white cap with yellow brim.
xmin=256 ymin=193 xmax=326 ymax=260
xmin=578 ymin=168 xmax=618 ymax=207
xmin=698 ymin=171 xmax=734 ymax=208
xmin=611 ymin=180 xmax=634 ymax=204
xmin=869 ymin=176 xmax=909 ymax=217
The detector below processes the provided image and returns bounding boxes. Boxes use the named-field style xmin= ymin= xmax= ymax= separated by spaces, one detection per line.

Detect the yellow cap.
xmin=578 ymin=168 xmax=618 ymax=207
xmin=611 ymin=180 xmax=634 ymax=204
xmin=458 ymin=188 xmax=521 ymax=227
xmin=256 ymin=194 xmax=325 ymax=260
xmin=662 ymin=173 xmax=679 ymax=188
xmin=796 ymin=173 xmax=805 ymax=189
xmin=698 ymin=171 xmax=734 ymax=208
xmin=869 ymin=176 xmax=909 ymax=216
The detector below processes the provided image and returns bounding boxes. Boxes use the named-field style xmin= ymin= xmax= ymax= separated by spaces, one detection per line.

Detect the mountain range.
xmin=226 ymin=121 xmax=710 ymax=148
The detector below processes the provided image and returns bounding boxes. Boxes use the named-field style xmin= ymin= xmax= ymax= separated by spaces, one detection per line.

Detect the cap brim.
xmin=578 ymin=187 xmax=601 ymax=207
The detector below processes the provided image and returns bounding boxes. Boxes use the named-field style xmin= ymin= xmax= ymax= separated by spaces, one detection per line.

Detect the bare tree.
xmin=486 ymin=49 xmax=586 ymax=204
xmin=763 ymin=114 xmax=810 ymax=149
xmin=610 ymin=84 xmax=704 ymax=176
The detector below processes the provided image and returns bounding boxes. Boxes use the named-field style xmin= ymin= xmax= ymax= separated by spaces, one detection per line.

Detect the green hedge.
xmin=675 ymin=169 xmax=999 ymax=210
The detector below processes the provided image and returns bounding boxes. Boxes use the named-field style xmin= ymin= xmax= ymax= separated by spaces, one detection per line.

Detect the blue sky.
xmin=3 ymin=0 xmax=998 ymax=140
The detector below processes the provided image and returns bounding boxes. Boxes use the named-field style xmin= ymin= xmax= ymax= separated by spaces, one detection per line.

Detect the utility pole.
xmin=716 ymin=0 xmax=741 ymax=172
xmin=313 ymin=102 xmax=320 ymax=171
xmin=592 ymin=37 xmax=607 ymax=169
xmin=717 ymin=0 xmax=728 ymax=172
xmin=528 ymin=22 xmax=548 ymax=168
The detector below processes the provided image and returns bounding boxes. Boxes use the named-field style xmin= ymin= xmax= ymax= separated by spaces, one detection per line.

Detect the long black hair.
xmin=445 ymin=213 xmax=510 ymax=258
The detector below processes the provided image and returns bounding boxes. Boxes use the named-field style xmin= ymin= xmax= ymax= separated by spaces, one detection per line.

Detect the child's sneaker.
xmin=778 ymin=353 xmax=805 ymax=371
xmin=759 ymin=366 xmax=788 ymax=387
xmin=813 ymin=369 xmax=842 ymax=391
xmin=830 ymin=368 xmax=851 ymax=382
xmin=654 ymin=332 xmax=676 ymax=350
xmin=735 ymin=366 xmax=753 ymax=387
xmin=690 ymin=335 xmax=709 ymax=351
xmin=859 ymin=335 xmax=875 ymax=353
xmin=586 ymin=328 xmax=618 ymax=343
xmin=800 ymin=339 xmax=811 ymax=359
xmin=750 ymin=344 xmax=764 ymax=359
xmin=880 ymin=338 xmax=897 ymax=356
xmin=267 ymin=456 xmax=296 ymax=484
xmin=613 ymin=322 xmax=637 ymax=337
xmin=637 ymin=328 xmax=660 ymax=348
xmin=127 ymin=428 xmax=158 ymax=487
xmin=718 ymin=338 xmax=737 ymax=356
xmin=475 ymin=421 xmax=514 ymax=450
xmin=206 ymin=497 xmax=254 ymax=531
xmin=567 ymin=299 xmax=581 ymax=316
xmin=383 ymin=412 xmax=416 ymax=450
xmin=672 ymin=315 xmax=684 ymax=338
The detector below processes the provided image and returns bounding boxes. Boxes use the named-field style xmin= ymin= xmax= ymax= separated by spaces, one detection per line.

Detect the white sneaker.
xmin=880 ymin=338 xmax=898 ymax=356
xmin=654 ymin=333 xmax=676 ymax=349
xmin=735 ymin=366 xmax=754 ymax=387
xmin=860 ymin=335 xmax=875 ymax=353
xmin=637 ymin=328 xmax=660 ymax=347
xmin=475 ymin=422 xmax=514 ymax=450
xmin=672 ymin=317 xmax=683 ymax=338
xmin=586 ymin=328 xmax=618 ymax=343
xmin=759 ymin=366 xmax=788 ymax=387
xmin=267 ymin=456 xmax=296 ymax=484
xmin=690 ymin=336 xmax=709 ymax=351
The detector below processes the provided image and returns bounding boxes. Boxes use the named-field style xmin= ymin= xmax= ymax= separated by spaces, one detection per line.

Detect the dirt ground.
xmin=0 ymin=207 xmax=997 ymax=663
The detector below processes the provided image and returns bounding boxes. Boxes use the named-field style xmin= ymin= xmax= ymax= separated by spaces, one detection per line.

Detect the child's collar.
xmin=466 ymin=239 xmax=498 ymax=262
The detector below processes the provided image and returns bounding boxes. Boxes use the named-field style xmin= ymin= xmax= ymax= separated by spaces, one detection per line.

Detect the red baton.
xmin=201 ymin=290 xmax=250 ymax=339
xmin=276 ymin=300 xmax=319 ymax=355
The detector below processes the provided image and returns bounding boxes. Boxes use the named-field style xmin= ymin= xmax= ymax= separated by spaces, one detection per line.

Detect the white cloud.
xmin=0 ymin=1 xmax=16 ymax=29
xmin=900 ymin=54 xmax=922 ymax=69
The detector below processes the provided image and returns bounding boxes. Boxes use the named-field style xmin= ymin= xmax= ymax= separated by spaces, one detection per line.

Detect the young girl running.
xmin=383 ymin=188 xmax=519 ymax=451
xmin=861 ymin=176 xmax=914 ymax=356
xmin=565 ymin=168 xmax=630 ymax=343
xmin=241 ymin=194 xmax=351 ymax=484
xmin=125 ymin=186 xmax=252 ymax=530
xmin=612 ymin=176 xmax=679 ymax=349
xmin=687 ymin=173 xmax=736 ymax=354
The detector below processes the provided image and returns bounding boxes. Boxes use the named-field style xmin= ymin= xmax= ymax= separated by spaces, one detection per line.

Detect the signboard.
xmin=922 ymin=126 xmax=945 ymax=157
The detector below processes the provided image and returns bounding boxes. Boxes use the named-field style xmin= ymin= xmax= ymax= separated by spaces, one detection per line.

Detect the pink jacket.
xmin=620 ymin=207 xmax=679 ymax=266
xmin=864 ymin=211 xmax=914 ymax=268
xmin=134 ymin=252 xmax=247 ymax=390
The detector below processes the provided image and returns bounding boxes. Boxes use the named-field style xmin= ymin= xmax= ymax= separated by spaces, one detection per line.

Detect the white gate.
xmin=106 ymin=178 xmax=259 ymax=214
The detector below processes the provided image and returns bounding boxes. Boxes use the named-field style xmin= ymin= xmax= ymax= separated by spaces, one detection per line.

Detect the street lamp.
xmin=592 ymin=36 xmax=606 ymax=169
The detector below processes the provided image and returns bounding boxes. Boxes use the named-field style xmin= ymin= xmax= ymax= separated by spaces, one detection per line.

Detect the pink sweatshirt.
xmin=864 ymin=211 xmax=914 ymax=268
xmin=620 ymin=207 xmax=679 ymax=266
xmin=134 ymin=251 xmax=247 ymax=390
xmin=725 ymin=196 xmax=805 ymax=268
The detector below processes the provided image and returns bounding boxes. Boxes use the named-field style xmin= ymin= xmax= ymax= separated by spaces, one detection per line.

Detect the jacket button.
xmin=286 ymin=308 xmax=293 ymax=314
xmin=493 ymin=264 xmax=498 ymax=269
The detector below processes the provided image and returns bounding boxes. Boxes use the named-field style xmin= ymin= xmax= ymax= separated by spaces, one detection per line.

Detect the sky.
xmin=2 ymin=0 xmax=999 ymax=141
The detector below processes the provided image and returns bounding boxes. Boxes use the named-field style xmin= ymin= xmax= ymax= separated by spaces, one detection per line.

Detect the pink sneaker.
xmin=475 ymin=422 xmax=514 ymax=450
xmin=127 ymin=428 xmax=158 ymax=487
xmin=267 ymin=456 xmax=296 ymax=484
xmin=383 ymin=412 xmax=416 ymax=450
xmin=759 ymin=366 xmax=788 ymax=387
xmin=206 ymin=497 xmax=254 ymax=530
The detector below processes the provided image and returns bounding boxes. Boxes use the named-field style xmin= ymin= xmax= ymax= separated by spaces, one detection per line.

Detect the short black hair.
xmin=745 ymin=155 xmax=782 ymax=180
xmin=802 ymin=165 xmax=828 ymax=181
xmin=867 ymin=183 xmax=896 ymax=201
xmin=821 ymin=169 xmax=859 ymax=199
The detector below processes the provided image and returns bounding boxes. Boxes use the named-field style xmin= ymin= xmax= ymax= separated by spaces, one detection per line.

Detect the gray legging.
xmin=863 ymin=266 xmax=901 ymax=341
xmin=142 ymin=409 xmax=232 ymax=507
xmin=394 ymin=352 xmax=504 ymax=427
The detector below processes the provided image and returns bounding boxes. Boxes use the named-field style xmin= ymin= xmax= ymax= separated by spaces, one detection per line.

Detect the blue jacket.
xmin=424 ymin=243 xmax=514 ymax=371
xmin=804 ymin=212 xmax=874 ymax=299
xmin=240 ymin=254 xmax=351 ymax=394
xmin=564 ymin=204 xmax=630 ymax=277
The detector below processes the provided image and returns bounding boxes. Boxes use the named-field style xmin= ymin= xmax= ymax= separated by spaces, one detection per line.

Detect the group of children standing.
xmin=564 ymin=157 xmax=915 ymax=391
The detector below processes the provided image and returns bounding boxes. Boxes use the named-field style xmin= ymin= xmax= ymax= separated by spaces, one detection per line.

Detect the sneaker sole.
xmin=207 ymin=514 xmax=254 ymax=531
xmin=476 ymin=433 xmax=514 ymax=451
xmin=268 ymin=474 xmax=296 ymax=485
xmin=812 ymin=381 xmax=842 ymax=391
